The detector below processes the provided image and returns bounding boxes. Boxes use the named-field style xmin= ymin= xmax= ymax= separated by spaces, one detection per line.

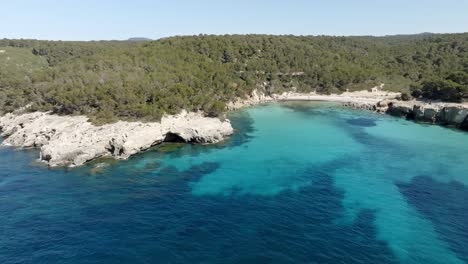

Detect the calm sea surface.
xmin=1 ymin=102 xmax=468 ymax=264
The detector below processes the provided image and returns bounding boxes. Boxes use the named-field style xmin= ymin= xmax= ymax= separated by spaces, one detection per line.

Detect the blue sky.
xmin=2 ymin=0 xmax=468 ymax=40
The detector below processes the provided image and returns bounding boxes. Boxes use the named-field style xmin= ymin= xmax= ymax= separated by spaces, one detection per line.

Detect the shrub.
xmin=420 ymin=79 xmax=463 ymax=102
xmin=400 ymin=92 xmax=412 ymax=101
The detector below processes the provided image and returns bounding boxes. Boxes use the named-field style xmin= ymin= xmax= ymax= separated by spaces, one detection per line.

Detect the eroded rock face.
xmin=386 ymin=102 xmax=414 ymax=117
xmin=461 ymin=116 xmax=468 ymax=130
xmin=441 ymin=107 xmax=468 ymax=126
xmin=0 ymin=111 xmax=233 ymax=167
xmin=413 ymin=105 xmax=441 ymax=123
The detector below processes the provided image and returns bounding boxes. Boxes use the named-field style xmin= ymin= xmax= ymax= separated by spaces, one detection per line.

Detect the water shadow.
xmin=398 ymin=176 xmax=468 ymax=263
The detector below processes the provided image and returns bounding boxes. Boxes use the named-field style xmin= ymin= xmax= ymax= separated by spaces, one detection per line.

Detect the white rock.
xmin=0 ymin=111 xmax=233 ymax=167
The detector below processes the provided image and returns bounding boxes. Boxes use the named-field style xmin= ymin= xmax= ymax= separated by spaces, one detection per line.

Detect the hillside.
xmin=0 ymin=34 xmax=467 ymax=123
xmin=0 ymin=47 xmax=48 ymax=112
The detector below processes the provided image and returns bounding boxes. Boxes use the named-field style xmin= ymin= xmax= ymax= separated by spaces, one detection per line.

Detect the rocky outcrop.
xmin=0 ymin=111 xmax=233 ymax=167
xmin=441 ymin=106 xmax=468 ymax=127
xmin=347 ymin=99 xmax=468 ymax=131
xmin=413 ymin=104 xmax=440 ymax=123
xmin=385 ymin=102 xmax=414 ymax=117
xmin=227 ymin=89 xmax=275 ymax=110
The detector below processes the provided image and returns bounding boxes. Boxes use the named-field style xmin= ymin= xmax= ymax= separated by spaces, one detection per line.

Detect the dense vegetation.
xmin=1 ymin=33 xmax=467 ymax=123
xmin=410 ymin=71 xmax=468 ymax=102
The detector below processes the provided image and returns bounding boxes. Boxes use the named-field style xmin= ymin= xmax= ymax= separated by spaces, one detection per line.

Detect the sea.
xmin=1 ymin=102 xmax=467 ymax=264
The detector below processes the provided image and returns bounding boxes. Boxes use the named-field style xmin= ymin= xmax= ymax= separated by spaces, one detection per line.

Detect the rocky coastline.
xmin=228 ymin=89 xmax=468 ymax=131
xmin=0 ymin=111 xmax=233 ymax=167
xmin=1 ymin=89 xmax=467 ymax=168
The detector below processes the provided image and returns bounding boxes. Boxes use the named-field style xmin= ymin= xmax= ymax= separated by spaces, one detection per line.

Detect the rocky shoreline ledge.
xmin=344 ymin=99 xmax=468 ymax=131
xmin=0 ymin=111 xmax=233 ymax=167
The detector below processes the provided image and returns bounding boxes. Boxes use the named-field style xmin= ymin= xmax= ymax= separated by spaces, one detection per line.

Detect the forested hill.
xmin=0 ymin=34 xmax=467 ymax=123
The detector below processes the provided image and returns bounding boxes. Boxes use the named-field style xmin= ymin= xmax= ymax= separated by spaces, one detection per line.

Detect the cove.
xmin=1 ymin=102 xmax=468 ymax=264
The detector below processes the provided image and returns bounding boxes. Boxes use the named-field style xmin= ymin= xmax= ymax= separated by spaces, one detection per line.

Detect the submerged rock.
xmin=346 ymin=118 xmax=377 ymax=127
xmin=0 ymin=111 xmax=233 ymax=167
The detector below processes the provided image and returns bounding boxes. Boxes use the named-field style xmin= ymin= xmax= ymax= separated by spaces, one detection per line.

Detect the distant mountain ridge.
xmin=127 ymin=37 xmax=152 ymax=41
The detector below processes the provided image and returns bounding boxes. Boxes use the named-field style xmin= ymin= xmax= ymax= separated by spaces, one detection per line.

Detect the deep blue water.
xmin=1 ymin=102 xmax=468 ymax=264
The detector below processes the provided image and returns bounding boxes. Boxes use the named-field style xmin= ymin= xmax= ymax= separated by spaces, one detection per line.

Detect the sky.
xmin=1 ymin=0 xmax=468 ymax=41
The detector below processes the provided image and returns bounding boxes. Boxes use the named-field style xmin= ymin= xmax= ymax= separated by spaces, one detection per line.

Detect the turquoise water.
xmin=1 ymin=102 xmax=468 ymax=264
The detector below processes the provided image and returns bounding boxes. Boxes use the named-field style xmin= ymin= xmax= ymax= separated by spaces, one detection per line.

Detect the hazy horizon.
xmin=3 ymin=32 xmax=468 ymax=42
xmin=2 ymin=0 xmax=468 ymax=41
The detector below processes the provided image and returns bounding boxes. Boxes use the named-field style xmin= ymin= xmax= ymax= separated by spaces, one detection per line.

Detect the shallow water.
xmin=1 ymin=102 xmax=467 ymax=264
